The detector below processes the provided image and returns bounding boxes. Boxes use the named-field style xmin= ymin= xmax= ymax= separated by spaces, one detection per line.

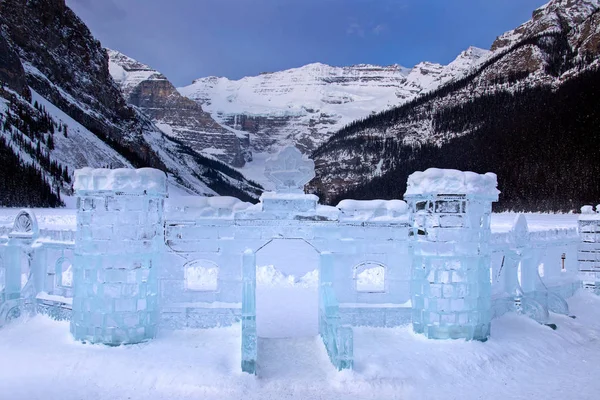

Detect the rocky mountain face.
xmin=178 ymin=47 xmax=489 ymax=156
xmin=108 ymin=50 xmax=249 ymax=167
xmin=0 ymin=0 xmax=262 ymax=205
xmin=310 ymin=0 xmax=600 ymax=210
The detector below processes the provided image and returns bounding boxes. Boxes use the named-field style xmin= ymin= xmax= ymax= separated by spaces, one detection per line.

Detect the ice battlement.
xmin=74 ymin=167 xmax=167 ymax=195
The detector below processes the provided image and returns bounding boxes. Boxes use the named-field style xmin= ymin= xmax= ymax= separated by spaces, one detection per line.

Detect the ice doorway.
xmin=255 ymin=239 xmax=320 ymax=338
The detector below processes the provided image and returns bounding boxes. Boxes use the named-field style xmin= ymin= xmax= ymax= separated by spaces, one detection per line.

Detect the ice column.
xmin=0 ymin=210 xmax=39 ymax=325
xmin=70 ymin=168 xmax=167 ymax=345
xmin=241 ymin=249 xmax=257 ymax=374
xmin=319 ymin=252 xmax=353 ymax=370
xmin=405 ymin=169 xmax=499 ymax=340
xmin=579 ymin=205 xmax=600 ymax=294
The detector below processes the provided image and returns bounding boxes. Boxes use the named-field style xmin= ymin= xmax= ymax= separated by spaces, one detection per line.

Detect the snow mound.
xmin=74 ymin=168 xmax=167 ymax=195
xmin=256 ymin=265 xmax=318 ymax=288
xmin=405 ymin=168 xmax=499 ymax=197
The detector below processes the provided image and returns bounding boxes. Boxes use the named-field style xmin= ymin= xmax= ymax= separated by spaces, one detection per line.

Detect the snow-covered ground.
xmin=1 ymin=292 xmax=599 ymax=400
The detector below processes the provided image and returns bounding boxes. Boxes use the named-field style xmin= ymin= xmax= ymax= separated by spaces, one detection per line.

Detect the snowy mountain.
xmin=0 ymin=0 xmax=262 ymax=205
xmin=177 ymin=47 xmax=489 ymax=156
xmin=310 ymin=0 xmax=600 ymax=210
xmin=108 ymin=50 xmax=250 ymax=167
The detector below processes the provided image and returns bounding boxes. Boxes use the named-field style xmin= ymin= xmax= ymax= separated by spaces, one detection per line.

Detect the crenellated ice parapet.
xmin=74 ymin=167 xmax=168 ymax=196
xmin=70 ymin=168 xmax=167 ymax=345
xmin=406 ymin=168 xmax=498 ymax=341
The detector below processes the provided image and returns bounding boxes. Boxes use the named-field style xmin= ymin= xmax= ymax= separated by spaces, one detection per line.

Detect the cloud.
xmin=346 ymin=22 xmax=365 ymax=38
xmin=373 ymin=24 xmax=388 ymax=35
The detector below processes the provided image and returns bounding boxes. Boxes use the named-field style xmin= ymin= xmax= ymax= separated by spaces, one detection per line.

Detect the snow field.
xmin=1 ymin=292 xmax=600 ymax=399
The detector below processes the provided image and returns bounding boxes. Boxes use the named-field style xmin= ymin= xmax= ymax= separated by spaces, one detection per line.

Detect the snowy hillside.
xmin=178 ymin=47 xmax=488 ymax=155
xmin=108 ymin=49 xmax=249 ymax=168
xmin=0 ymin=0 xmax=264 ymax=205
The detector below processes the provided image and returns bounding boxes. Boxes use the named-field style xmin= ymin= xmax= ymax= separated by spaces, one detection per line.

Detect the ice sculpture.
xmin=70 ymin=168 xmax=167 ymax=345
xmin=0 ymin=209 xmax=39 ymax=326
xmin=579 ymin=205 xmax=600 ymax=294
xmin=319 ymin=252 xmax=353 ymax=370
xmin=241 ymin=250 xmax=257 ymax=374
xmin=405 ymin=169 xmax=498 ymax=340
xmin=264 ymin=146 xmax=315 ymax=193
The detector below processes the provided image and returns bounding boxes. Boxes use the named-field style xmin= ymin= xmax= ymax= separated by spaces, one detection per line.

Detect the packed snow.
xmin=74 ymin=168 xmax=167 ymax=194
xmin=405 ymin=168 xmax=499 ymax=197
xmin=1 ymin=292 xmax=599 ymax=399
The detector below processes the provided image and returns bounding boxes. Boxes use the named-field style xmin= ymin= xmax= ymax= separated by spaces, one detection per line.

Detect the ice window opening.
xmin=354 ymin=262 xmax=386 ymax=293
xmin=57 ymin=258 xmax=73 ymax=287
xmin=184 ymin=260 xmax=219 ymax=292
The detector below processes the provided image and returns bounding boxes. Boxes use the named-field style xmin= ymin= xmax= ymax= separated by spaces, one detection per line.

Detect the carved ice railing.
xmin=490 ymin=215 xmax=579 ymax=325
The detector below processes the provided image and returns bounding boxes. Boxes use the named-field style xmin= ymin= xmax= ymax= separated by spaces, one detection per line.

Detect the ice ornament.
xmin=70 ymin=168 xmax=167 ymax=345
xmin=406 ymin=168 xmax=498 ymax=341
xmin=264 ymin=146 xmax=315 ymax=193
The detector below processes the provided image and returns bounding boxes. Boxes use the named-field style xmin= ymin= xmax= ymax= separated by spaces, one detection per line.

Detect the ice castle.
xmin=0 ymin=146 xmax=596 ymax=374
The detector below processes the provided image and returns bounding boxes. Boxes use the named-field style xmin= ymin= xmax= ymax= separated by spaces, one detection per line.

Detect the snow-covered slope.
xmin=178 ymin=47 xmax=488 ymax=155
xmin=0 ymin=0 xmax=263 ymax=204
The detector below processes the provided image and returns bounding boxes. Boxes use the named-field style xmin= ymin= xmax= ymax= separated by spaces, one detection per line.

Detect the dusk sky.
xmin=66 ymin=0 xmax=548 ymax=86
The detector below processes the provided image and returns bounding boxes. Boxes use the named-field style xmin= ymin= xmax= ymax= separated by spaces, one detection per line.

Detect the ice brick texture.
xmin=408 ymin=193 xmax=496 ymax=341
xmin=579 ymin=210 xmax=600 ymax=294
xmin=70 ymin=169 xmax=166 ymax=345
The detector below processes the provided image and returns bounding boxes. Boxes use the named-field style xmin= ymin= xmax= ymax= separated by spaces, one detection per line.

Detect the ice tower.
xmin=579 ymin=205 xmax=600 ymax=294
xmin=70 ymin=168 xmax=167 ymax=345
xmin=405 ymin=169 xmax=499 ymax=340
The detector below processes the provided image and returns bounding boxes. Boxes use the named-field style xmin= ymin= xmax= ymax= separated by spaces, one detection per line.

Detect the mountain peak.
xmin=492 ymin=0 xmax=599 ymax=52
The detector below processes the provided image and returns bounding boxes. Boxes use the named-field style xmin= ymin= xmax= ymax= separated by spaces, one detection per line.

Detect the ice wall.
xmin=70 ymin=168 xmax=167 ymax=345
xmin=579 ymin=205 xmax=600 ymax=294
xmin=406 ymin=169 xmax=499 ymax=340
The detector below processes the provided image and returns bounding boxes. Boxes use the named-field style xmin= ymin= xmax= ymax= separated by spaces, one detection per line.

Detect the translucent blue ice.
xmin=405 ymin=169 xmax=499 ymax=341
xmin=70 ymin=168 xmax=167 ymax=345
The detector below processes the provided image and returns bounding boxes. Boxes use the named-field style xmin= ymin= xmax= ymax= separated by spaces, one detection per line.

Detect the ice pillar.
xmin=241 ymin=249 xmax=257 ymax=374
xmin=579 ymin=205 xmax=600 ymax=294
xmin=70 ymin=168 xmax=167 ymax=345
xmin=405 ymin=169 xmax=499 ymax=340
xmin=0 ymin=210 xmax=39 ymax=324
xmin=319 ymin=252 xmax=353 ymax=370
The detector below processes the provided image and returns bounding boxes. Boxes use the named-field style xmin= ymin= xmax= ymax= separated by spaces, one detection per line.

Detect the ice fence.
xmin=0 ymin=151 xmax=597 ymax=373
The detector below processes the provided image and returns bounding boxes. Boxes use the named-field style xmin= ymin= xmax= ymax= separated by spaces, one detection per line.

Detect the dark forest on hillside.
xmin=329 ymin=67 xmax=600 ymax=211
xmin=0 ymin=135 xmax=62 ymax=207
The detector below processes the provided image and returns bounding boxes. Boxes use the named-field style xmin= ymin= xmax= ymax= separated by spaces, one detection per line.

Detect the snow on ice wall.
xmin=70 ymin=168 xmax=167 ymax=345
xmin=406 ymin=168 xmax=499 ymax=341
